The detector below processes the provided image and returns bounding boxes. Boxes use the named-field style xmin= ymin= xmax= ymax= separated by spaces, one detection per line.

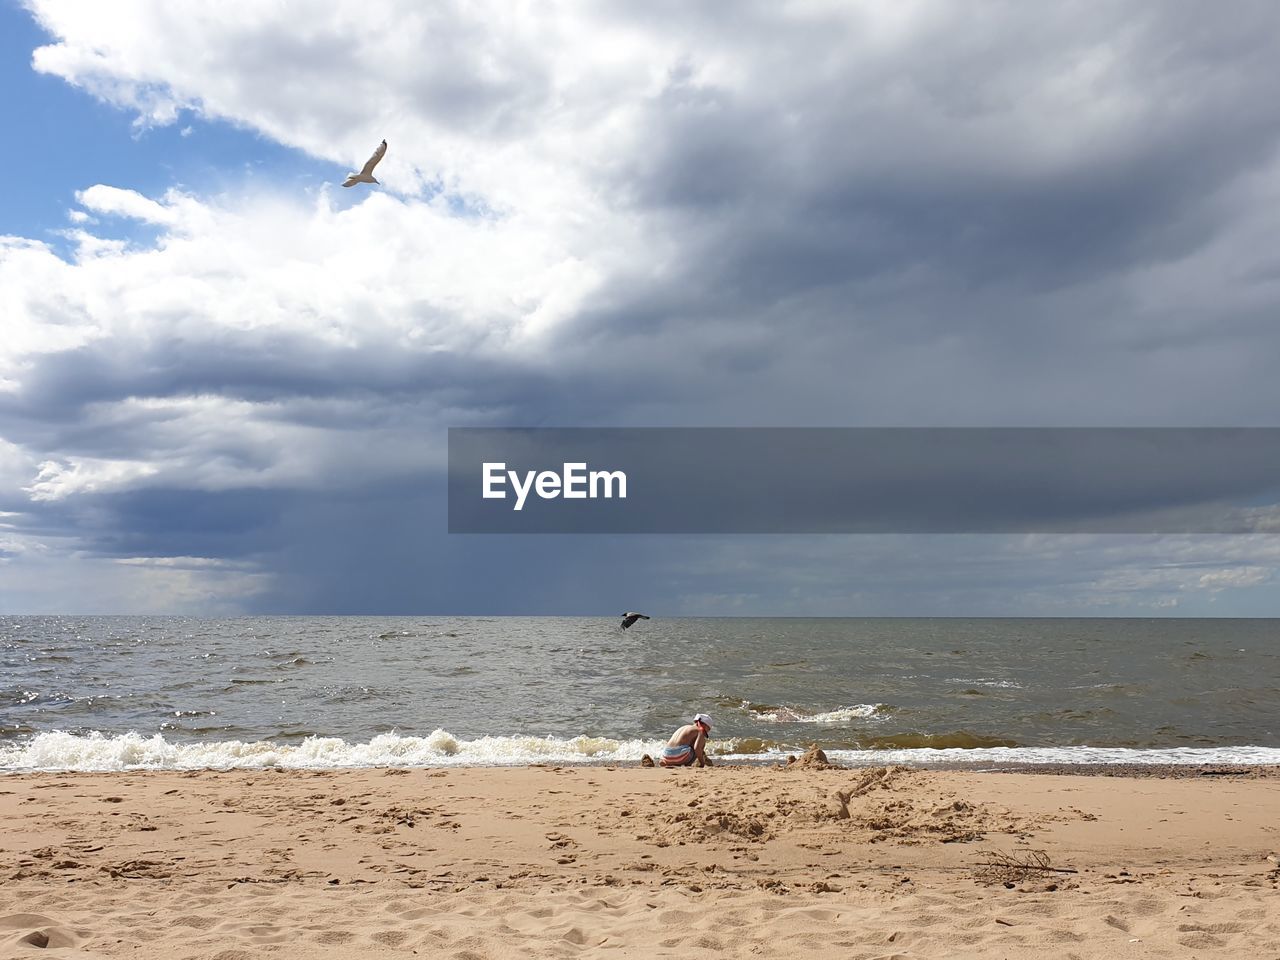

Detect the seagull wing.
xmin=341 ymin=175 xmax=359 ymax=187
xmin=358 ymin=139 xmax=388 ymax=178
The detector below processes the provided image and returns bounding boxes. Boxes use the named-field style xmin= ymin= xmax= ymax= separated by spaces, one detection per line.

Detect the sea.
xmin=2 ymin=616 xmax=1278 ymax=771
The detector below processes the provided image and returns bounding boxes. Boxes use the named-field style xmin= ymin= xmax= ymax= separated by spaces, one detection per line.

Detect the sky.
xmin=3 ymin=0 xmax=1280 ymax=615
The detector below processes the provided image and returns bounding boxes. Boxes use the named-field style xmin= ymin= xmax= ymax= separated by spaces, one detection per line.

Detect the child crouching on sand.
xmin=642 ymin=713 xmax=714 ymax=767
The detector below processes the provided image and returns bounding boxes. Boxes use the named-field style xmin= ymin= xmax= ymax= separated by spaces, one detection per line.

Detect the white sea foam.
xmin=749 ymin=703 xmax=884 ymax=723
xmin=820 ymin=745 xmax=1280 ymax=766
xmin=6 ymin=731 xmax=1277 ymax=772
xmin=0 ymin=731 xmax=664 ymax=772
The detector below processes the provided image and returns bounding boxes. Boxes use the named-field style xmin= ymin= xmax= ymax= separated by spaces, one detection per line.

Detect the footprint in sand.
xmin=1178 ymin=931 xmax=1226 ymax=949
xmin=172 ymin=914 xmax=220 ymax=930
xmin=314 ymin=929 xmax=355 ymax=943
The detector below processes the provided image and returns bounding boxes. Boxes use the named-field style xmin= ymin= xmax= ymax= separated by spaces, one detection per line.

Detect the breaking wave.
xmin=744 ymin=702 xmax=887 ymax=723
xmin=3 ymin=731 xmax=1279 ymax=772
xmin=0 ymin=730 xmax=661 ymax=772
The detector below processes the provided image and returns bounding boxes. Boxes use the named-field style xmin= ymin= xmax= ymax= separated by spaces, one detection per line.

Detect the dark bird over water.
xmin=342 ymin=139 xmax=387 ymax=187
xmin=620 ymin=612 xmax=650 ymax=630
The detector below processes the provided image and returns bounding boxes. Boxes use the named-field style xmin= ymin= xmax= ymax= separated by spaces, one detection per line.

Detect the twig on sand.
xmin=973 ymin=850 xmax=1078 ymax=885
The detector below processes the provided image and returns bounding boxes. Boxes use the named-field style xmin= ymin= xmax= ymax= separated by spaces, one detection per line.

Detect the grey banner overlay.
xmin=447 ymin=428 xmax=1280 ymax=533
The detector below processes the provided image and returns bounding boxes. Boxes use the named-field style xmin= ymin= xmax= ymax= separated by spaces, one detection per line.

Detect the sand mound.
xmin=852 ymin=796 xmax=995 ymax=843
xmin=0 ymin=913 xmax=86 ymax=952
xmin=783 ymin=745 xmax=840 ymax=770
xmin=658 ymin=807 xmax=772 ymax=843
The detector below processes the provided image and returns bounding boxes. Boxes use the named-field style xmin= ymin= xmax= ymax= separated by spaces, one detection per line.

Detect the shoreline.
xmin=2 ymin=764 xmax=1277 ymax=957
xmin=890 ymin=761 xmax=1280 ymax=778
xmin=5 ymin=759 xmax=1280 ymax=777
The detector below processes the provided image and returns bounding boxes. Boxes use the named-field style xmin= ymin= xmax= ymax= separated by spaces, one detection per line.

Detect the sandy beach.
xmin=1 ymin=762 xmax=1277 ymax=958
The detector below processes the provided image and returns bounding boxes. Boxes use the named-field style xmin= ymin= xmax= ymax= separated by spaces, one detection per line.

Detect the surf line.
xmin=482 ymin=462 xmax=627 ymax=512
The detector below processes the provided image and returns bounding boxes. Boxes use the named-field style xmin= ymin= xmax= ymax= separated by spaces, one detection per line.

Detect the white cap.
xmin=692 ymin=713 xmax=713 ymax=730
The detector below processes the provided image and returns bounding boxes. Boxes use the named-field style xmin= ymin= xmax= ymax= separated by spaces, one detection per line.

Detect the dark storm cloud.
xmin=2 ymin=339 xmax=552 ymax=424
xmin=35 ymin=487 xmax=294 ymax=561
xmin=534 ymin=3 xmax=1280 ymax=432
xmin=611 ymin=4 xmax=1280 ymax=313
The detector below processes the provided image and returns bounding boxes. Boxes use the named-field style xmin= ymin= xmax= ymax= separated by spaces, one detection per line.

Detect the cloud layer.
xmin=6 ymin=1 xmax=1280 ymax=612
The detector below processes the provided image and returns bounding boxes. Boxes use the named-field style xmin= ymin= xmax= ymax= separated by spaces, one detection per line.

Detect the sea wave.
xmin=0 ymin=730 xmax=663 ymax=772
xmin=3 ymin=731 xmax=1279 ymax=772
xmin=744 ymin=702 xmax=886 ymax=723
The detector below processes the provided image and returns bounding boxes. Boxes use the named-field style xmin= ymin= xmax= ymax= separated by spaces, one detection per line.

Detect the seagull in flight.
xmin=342 ymin=139 xmax=387 ymax=187
xmin=620 ymin=612 xmax=650 ymax=630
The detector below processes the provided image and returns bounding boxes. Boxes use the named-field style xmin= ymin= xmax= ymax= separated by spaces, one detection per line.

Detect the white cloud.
xmin=25 ymin=2 xmax=1280 ymax=224
xmin=76 ymin=184 xmax=183 ymax=226
xmin=1195 ymin=566 xmax=1271 ymax=591
xmin=1 ymin=183 xmax=603 ymax=494
xmin=113 ymin=555 xmax=255 ymax=569
xmin=26 ymin=457 xmax=160 ymax=501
